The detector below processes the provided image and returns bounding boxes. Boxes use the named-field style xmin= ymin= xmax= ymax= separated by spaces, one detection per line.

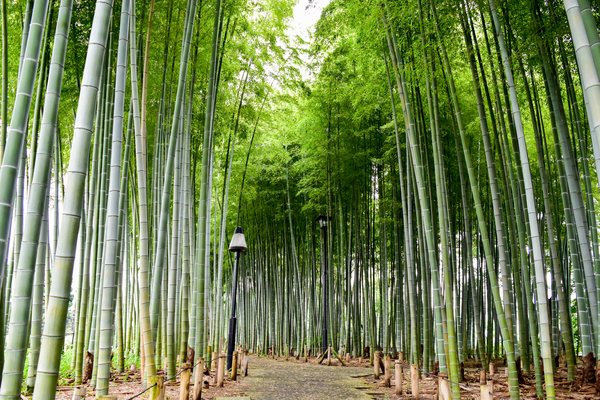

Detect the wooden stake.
xmin=231 ymin=351 xmax=238 ymax=381
xmin=211 ymin=351 xmax=218 ymax=371
xmin=148 ymin=375 xmax=165 ymax=400
xmin=384 ymin=355 xmax=391 ymax=387
xmin=213 ymin=355 xmax=219 ymax=385
xmin=179 ymin=363 xmax=191 ymax=400
xmin=330 ymin=347 xmax=347 ymax=366
xmin=217 ymin=354 xmax=225 ymax=387
xmin=241 ymin=354 xmax=249 ymax=376
xmin=72 ymin=386 xmax=86 ymax=400
xmin=480 ymin=384 xmax=491 ymax=400
xmin=193 ymin=358 xmax=204 ymax=400
xmin=395 ymin=362 xmax=403 ymax=396
xmin=410 ymin=364 xmax=419 ymax=399
xmin=317 ymin=351 xmax=326 ymax=364
xmin=438 ymin=376 xmax=450 ymax=400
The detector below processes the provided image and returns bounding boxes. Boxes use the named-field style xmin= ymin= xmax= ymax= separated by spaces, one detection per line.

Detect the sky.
xmin=286 ymin=0 xmax=331 ymax=80
xmin=289 ymin=0 xmax=328 ymax=42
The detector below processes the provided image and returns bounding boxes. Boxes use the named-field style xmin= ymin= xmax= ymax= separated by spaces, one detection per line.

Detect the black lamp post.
xmin=227 ymin=226 xmax=247 ymax=371
xmin=315 ymin=215 xmax=330 ymax=356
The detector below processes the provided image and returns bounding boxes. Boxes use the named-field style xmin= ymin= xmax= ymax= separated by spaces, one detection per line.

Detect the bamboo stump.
xmin=488 ymin=362 xmax=494 ymax=394
xmin=395 ymin=362 xmax=403 ymax=396
xmin=374 ymin=352 xmax=381 ymax=379
xmin=345 ymin=353 xmax=350 ymax=363
xmin=438 ymin=375 xmax=450 ymax=400
xmin=211 ymin=351 xmax=218 ymax=371
xmin=241 ymin=354 xmax=249 ymax=377
xmin=327 ymin=346 xmax=331 ymax=366
xmin=231 ymin=351 xmax=238 ymax=381
xmin=480 ymin=384 xmax=491 ymax=400
xmin=148 ymin=375 xmax=165 ymax=400
xmin=84 ymin=351 xmax=94 ymax=383
xmin=72 ymin=386 xmax=86 ymax=400
xmin=410 ymin=364 xmax=419 ymax=399
xmin=193 ymin=359 xmax=204 ymax=400
xmin=217 ymin=354 xmax=225 ymax=387
xmin=384 ymin=355 xmax=391 ymax=387
xmin=179 ymin=363 xmax=191 ymax=400
xmin=187 ymin=346 xmax=195 ymax=365
xmin=97 ymin=396 xmax=116 ymax=400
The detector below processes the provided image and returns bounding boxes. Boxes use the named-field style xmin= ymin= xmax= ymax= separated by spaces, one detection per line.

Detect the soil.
xmin=33 ymin=355 xmax=600 ymax=399
xmin=48 ymin=362 xmax=251 ymax=400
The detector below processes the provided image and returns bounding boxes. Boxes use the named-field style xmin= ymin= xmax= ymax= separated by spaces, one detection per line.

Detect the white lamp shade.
xmin=229 ymin=226 xmax=248 ymax=252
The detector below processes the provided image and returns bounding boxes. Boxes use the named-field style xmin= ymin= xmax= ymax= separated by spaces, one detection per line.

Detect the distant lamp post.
xmin=227 ymin=226 xmax=247 ymax=371
xmin=315 ymin=215 xmax=331 ymax=356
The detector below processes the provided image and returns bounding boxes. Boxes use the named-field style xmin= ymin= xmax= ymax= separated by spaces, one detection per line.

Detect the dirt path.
xmin=236 ymin=356 xmax=376 ymax=399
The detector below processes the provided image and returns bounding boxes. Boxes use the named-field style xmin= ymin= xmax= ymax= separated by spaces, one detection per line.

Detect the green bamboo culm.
xmin=431 ymin=0 xmax=521 ymax=397
xmin=95 ymin=0 xmax=130 ymax=393
xmin=26 ymin=206 xmax=50 ymax=390
xmin=127 ymin=0 xmax=157 ymax=382
xmin=0 ymin=0 xmax=48 ymax=332
xmin=1 ymin=0 xmax=7 ymax=158
xmin=488 ymin=0 xmax=555 ymax=397
xmin=0 ymin=0 xmax=51 ymax=396
xmin=149 ymin=0 xmax=200 ymax=344
xmin=195 ymin=0 xmax=223 ymax=360
xmin=30 ymin=0 xmax=114 ymax=396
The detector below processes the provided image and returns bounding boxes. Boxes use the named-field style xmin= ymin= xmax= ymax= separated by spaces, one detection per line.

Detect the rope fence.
xmin=374 ymin=352 xmax=510 ymax=400
xmin=119 ymin=351 xmax=514 ymax=400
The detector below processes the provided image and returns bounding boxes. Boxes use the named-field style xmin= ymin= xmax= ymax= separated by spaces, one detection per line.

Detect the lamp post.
xmin=316 ymin=215 xmax=330 ymax=356
xmin=227 ymin=226 xmax=247 ymax=371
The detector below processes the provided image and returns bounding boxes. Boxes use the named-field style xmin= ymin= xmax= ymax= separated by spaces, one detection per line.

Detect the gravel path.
xmin=237 ymin=356 xmax=376 ymax=399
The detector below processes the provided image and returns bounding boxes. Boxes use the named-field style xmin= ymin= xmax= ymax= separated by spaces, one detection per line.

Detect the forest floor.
xmin=46 ymin=355 xmax=600 ymax=399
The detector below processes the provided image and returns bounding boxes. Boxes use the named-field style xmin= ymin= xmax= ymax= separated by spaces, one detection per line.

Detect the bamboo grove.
xmin=2 ymin=0 xmax=600 ymax=399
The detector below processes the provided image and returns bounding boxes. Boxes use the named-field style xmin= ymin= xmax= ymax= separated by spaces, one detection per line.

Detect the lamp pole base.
xmin=227 ymin=317 xmax=237 ymax=371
